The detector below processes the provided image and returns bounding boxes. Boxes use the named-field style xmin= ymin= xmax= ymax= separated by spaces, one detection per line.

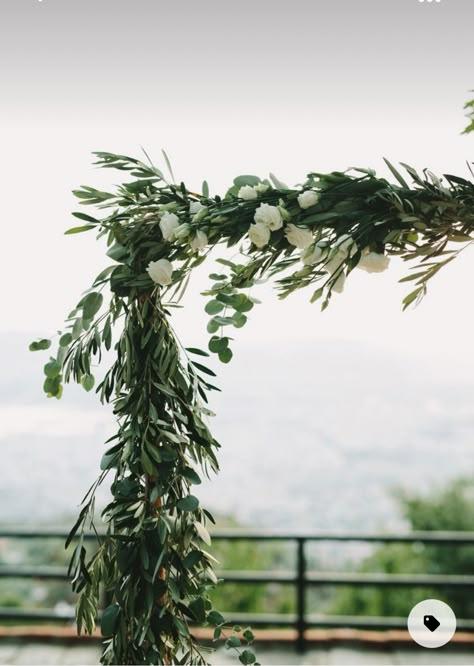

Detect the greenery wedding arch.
xmin=30 ymin=109 xmax=474 ymax=665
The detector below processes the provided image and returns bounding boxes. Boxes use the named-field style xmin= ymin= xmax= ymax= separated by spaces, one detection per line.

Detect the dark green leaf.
xmin=182 ymin=467 xmax=202 ymax=485
xmin=44 ymin=360 xmax=61 ymax=378
xmin=232 ymin=312 xmax=247 ymax=328
xmin=205 ymin=300 xmax=225 ymax=315
xmin=72 ymin=318 xmax=83 ymax=339
xmin=185 ymin=347 xmax=209 ymax=357
xmin=383 ymin=158 xmax=409 ymax=189
xmin=59 ymin=333 xmax=73 ymax=347
xmin=182 ymin=550 xmax=202 ymax=569
xmin=218 ymin=348 xmax=233 ymax=364
xmin=233 ymin=295 xmax=254 ymax=313
xmin=233 ymin=175 xmax=260 ymax=188
xmin=29 ymin=339 xmax=51 ymax=352
xmin=189 ymin=597 xmax=206 ymax=623
xmin=239 ymin=649 xmax=256 ymax=665
xmin=106 ymin=243 xmax=128 ymax=262
xmin=208 ymin=336 xmax=229 ymax=353
xmin=243 ymin=628 xmax=255 ymax=642
xmin=310 ymin=287 xmax=324 ymax=304
xmin=64 ymin=225 xmax=95 ymax=235
xmin=207 ymin=319 xmax=219 ymax=334
xmin=101 ymin=603 xmax=121 ymax=637
xmin=81 ymin=374 xmax=95 ymax=392
xmin=82 ymin=292 xmax=103 ymax=319
xmin=177 ymin=495 xmax=199 ymax=512
xmin=71 ymin=212 xmax=99 ymax=223
xmin=207 ymin=610 xmax=225 ymax=625
xmin=192 ymin=362 xmax=216 ymax=377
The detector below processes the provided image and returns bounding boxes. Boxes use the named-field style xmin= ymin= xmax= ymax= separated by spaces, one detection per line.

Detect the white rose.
xmin=285 ymin=224 xmax=314 ymax=249
xmin=324 ymin=256 xmax=346 ymax=276
xmin=238 ymin=185 xmax=258 ymax=200
xmin=301 ymin=245 xmax=326 ymax=266
xmin=255 ymin=183 xmax=269 ymax=194
xmin=189 ymin=200 xmax=205 ymax=214
xmin=190 ymin=230 xmax=208 ymax=251
xmin=159 ymin=212 xmax=180 ymax=241
xmin=357 ymin=250 xmax=390 ymax=273
xmin=297 ymin=190 xmax=319 ymax=209
xmin=254 ymin=203 xmax=283 ymax=231
xmin=248 ymin=222 xmax=271 ymax=248
xmin=147 ymin=259 xmax=174 ymax=286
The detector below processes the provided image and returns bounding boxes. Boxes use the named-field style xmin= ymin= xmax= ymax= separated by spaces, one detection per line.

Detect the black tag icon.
xmin=424 ymin=614 xmax=440 ymax=632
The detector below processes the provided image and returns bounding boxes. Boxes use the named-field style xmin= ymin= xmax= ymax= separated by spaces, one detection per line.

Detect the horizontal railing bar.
xmin=0 ymin=566 xmax=68 ymax=580
xmin=0 ymin=530 xmax=99 ymax=540
xmin=2 ymin=528 xmax=474 ymax=544
xmin=217 ymin=571 xmax=296 ymax=584
xmin=1 ymin=606 xmax=473 ymax=632
xmin=306 ymin=614 xmax=474 ymax=631
xmin=212 ymin=530 xmax=474 ymax=544
xmin=4 ymin=565 xmax=473 ymax=590
xmin=0 ymin=608 xmax=77 ymax=623
xmin=217 ymin=571 xmax=474 ymax=587
xmin=306 ymin=572 xmax=474 ymax=587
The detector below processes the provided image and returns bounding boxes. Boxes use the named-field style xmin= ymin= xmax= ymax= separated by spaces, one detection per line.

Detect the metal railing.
xmin=1 ymin=528 xmax=474 ymax=650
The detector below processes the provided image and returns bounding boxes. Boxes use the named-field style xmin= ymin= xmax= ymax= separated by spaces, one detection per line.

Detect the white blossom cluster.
xmin=146 ymin=186 xmax=390 ymax=290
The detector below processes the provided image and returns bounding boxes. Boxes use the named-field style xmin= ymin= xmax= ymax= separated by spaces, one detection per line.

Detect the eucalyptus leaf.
xmin=177 ymin=495 xmax=199 ymax=512
xmin=101 ymin=603 xmax=121 ymax=637
xmin=82 ymin=292 xmax=103 ymax=319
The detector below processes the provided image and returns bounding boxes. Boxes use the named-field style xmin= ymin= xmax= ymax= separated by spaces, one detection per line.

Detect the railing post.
xmin=296 ymin=537 xmax=306 ymax=652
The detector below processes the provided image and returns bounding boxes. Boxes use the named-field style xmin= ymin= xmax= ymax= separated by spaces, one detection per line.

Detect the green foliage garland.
xmin=30 ymin=147 xmax=473 ymax=664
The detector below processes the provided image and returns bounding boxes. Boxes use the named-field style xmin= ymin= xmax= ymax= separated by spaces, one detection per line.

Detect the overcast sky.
xmin=0 ymin=0 xmax=473 ymax=374
xmin=0 ymin=0 xmax=473 ymax=531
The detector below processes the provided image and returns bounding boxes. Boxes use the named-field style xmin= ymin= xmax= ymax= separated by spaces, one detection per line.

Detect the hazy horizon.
xmin=0 ymin=0 xmax=472 ymax=531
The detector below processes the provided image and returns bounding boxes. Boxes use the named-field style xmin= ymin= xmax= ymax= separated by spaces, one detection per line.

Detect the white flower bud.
xmin=190 ymin=230 xmax=208 ymax=252
xmin=297 ymin=190 xmax=319 ymax=209
xmin=238 ymin=185 xmax=258 ymax=200
xmin=159 ymin=212 xmax=180 ymax=241
xmin=189 ymin=200 xmax=205 ymax=214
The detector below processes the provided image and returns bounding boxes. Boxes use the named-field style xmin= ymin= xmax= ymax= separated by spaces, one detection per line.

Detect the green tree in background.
xmin=463 ymin=94 xmax=474 ymax=134
xmin=332 ymin=478 xmax=474 ymax=619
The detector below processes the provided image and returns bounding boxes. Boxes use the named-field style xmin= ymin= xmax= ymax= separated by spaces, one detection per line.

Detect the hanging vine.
xmin=30 ymin=115 xmax=473 ymax=665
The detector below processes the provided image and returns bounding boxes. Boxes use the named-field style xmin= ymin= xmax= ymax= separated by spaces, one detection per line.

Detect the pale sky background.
xmin=0 ymin=0 xmax=473 ymax=528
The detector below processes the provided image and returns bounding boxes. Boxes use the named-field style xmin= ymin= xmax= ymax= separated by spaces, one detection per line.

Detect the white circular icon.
xmin=408 ymin=599 xmax=456 ymax=648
